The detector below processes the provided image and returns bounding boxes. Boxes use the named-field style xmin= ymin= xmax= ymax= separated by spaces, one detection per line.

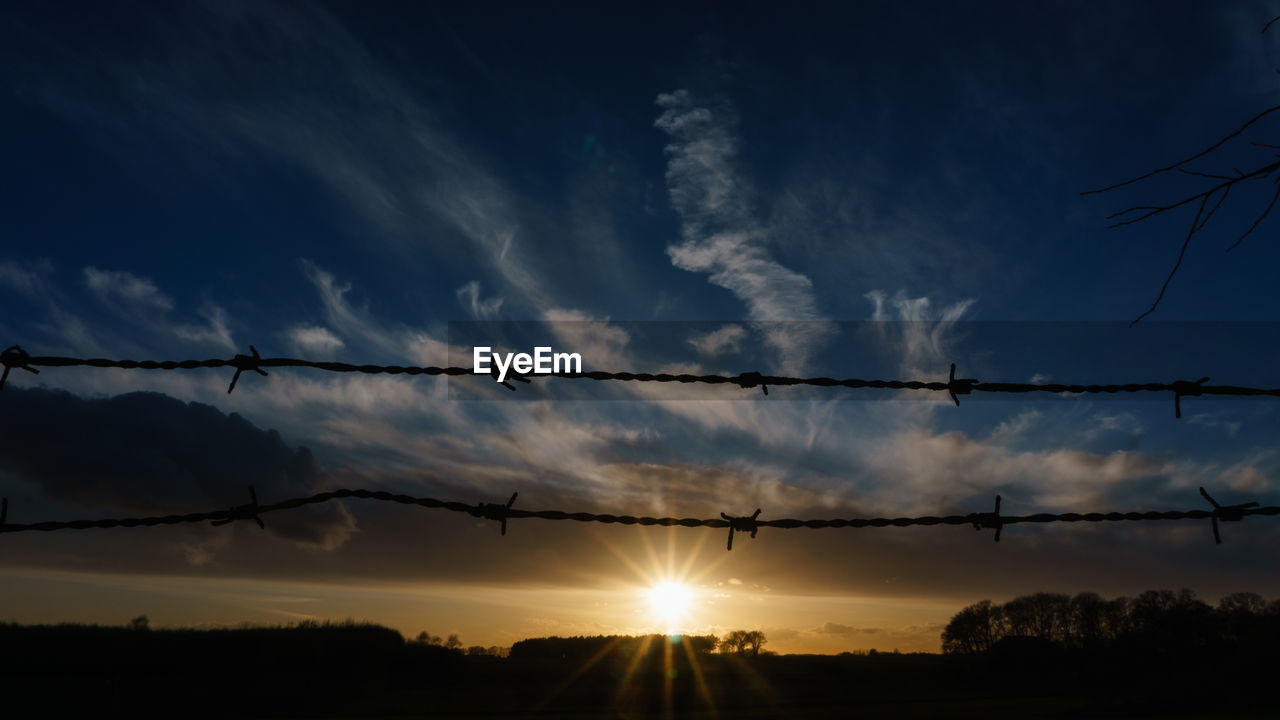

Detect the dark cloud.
xmin=0 ymin=387 xmax=354 ymax=551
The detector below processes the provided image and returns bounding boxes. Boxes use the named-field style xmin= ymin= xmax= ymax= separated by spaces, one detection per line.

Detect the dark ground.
xmin=0 ymin=623 xmax=1273 ymax=719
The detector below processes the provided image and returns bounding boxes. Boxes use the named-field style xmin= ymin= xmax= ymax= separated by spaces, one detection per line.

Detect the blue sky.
xmin=1 ymin=1 xmax=1279 ymax=653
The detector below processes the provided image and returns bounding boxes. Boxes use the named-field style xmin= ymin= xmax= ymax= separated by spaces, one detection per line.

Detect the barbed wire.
xmin=0 ymin=486 xmax=1272 ymax=549
xmin=3 ymin=345 xmax=1277 ymax=418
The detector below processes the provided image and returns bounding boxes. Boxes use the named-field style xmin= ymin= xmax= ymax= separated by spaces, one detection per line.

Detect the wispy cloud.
xmin=14 ymin=2 xmax=561 ymax=315
xmin=687 ymin=324 xmax=747 ymax=358
xmin=865 ymin=288 xmax=976 ymax=376
xmin=456 ymin=280 xmax=504 ymax=320
xmin=655 ymin=89 xmax=833 ymax=373
xmin=988 ymin=409 xmax=1043 ymax=444
xmin=301 ymin=259 xmax=410 ymax=361
xmin=542 ymin=308 xmax=633 ymax=370
xmin=84 ymin=267 xmax=173 ymax=311
xmin=82 ymin=266 xmax=236 ymax=352
xmin=0 ymin=259 xmax=52 ymax=296
xmin=286 ymin=325 xmax=345 ymax=355
xmin=174 ymin=304 xmax=235 ymax=351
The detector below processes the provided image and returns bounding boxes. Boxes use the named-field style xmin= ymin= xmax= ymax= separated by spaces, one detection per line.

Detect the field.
xmin=1 ymin=623 xmax=1273 ymax=718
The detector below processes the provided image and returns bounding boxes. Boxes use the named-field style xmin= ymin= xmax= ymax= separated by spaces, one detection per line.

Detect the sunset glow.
xmin=3 ymin=0 xmax=1280 ymax=667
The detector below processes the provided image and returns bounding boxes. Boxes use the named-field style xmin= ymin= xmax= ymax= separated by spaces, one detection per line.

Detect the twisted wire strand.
xmin=3 ymin=346 xmax=1277 ymax=417
xmin=0 ymin=487 xmax=1272 ymax=548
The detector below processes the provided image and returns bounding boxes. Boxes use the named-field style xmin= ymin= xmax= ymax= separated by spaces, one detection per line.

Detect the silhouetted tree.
xmin=719 ymin=630 xmax=767 ymax=656
xmin=1218 ymin=591 xmax=1266 ymax=616
xmin=1218 ymin=592 xmax=1267 ymax=644
xmin=1100 ymin=596 xmax=1132 ymax=640
xmin=1068 ymin=592 xmax=1106 ymax=648
xmin=718 ymin=631 xmax=740 ymax=654
xmin=1126 ymin=588 xmax=1212 ymax=648
xmin=1001 ymin=592 xmax=1070 ymax=643
xmin=941 ymin=600 xmax=999 ymax=654
xmin=128 ymin=615 xmax=150 ymax=631
xmin=686 ymin=635 xmax=718 ymax=655
xmin=944 ymin=587 xmax=1255 ymax=655
xmin=445 ymin=633 xmax=462 ymax=650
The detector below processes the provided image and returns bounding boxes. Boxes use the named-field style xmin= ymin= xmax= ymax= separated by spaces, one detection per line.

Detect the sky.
xmin=2 ymin=0 xmax=1280 ymax=654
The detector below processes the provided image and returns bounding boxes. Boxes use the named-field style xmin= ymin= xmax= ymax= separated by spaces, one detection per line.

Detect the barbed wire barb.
xmin=490 ymin=367 xmax=531 ymax=392
xmin=472 ymin=492 xmax=519 ymax=535
xmin=211 ymin=485 xmax=265 ymax=529
xmin=1173 ymin=377 xmax=1210 ymax=419
xmin=736 ymin=372 xmax=768 ymax=395
xmin=0 ymin=345 xmax=39 ymax=390
xmin=948 ymin=363 xmax=978 ymax=407
xmin=971 ymin=495 xmax=1003 ymax=542
xmin=227 ymin=345 xmax=268 ymax=394
xmin=1199 ymin=486 xmax=1260 ymax=545
xmin=721 ymin=509 xmax=762 ymax=550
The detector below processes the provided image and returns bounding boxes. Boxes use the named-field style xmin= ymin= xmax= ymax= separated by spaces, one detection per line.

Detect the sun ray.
xmin=638 ymin=522 xmax=668 ymax=583
xmin=679 ymin=633 xmax=719 ymax=719
xmin=612 ymin=633 xmax=656 ymax=708
xmin=533 ymin=634 xmax=628 ymax=713
xmin=663 ymin=632 xmax=674 ymax=717
xmin=678 ymin=520 xmax=715 ymax=581
xmin=592 ymin=525 xmax=656 ymax=583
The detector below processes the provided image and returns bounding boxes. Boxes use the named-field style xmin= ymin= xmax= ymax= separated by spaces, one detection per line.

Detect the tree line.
xmin=410 ymin=630 xmax=508 ymax=657
xmin=413 ymin=629 xmax=768 ymax=660
xmin=942 ymin=589 xmax=1280 ymax=654
xmin=508 ymin=630 xmax=768 ymax=661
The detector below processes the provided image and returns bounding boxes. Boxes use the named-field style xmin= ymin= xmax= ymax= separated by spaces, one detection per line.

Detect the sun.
xmin=646 ymin=581 xmax=693 ymax=629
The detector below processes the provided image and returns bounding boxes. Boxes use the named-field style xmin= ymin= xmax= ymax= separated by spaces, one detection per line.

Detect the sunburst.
xmin=646 ymin=581 xmax=694 ymax=631
xmin=534 ymin=524 xmax=733 ymax=715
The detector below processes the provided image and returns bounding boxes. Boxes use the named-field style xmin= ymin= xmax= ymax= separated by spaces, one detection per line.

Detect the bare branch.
xmin=1194 ymin=185 xmax=1232 ymax=233
xmin=1105 ymin=160 xmax=1278 ymax=229
xmin=1082 ymin=105 xmax=1280 ymax=196
xmin=1107 ymin=196 xmax=1204 ymax=228
xmin=1178 ymin=168 xmax=1235 ymax=180
xmin=1225 ymin=181 xmax=1280 ymax=252
xmin=1106 ymin=205 xmax=1169 ymax=217
xmin=1130 ymin=194 xmax=1209 ymax=327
